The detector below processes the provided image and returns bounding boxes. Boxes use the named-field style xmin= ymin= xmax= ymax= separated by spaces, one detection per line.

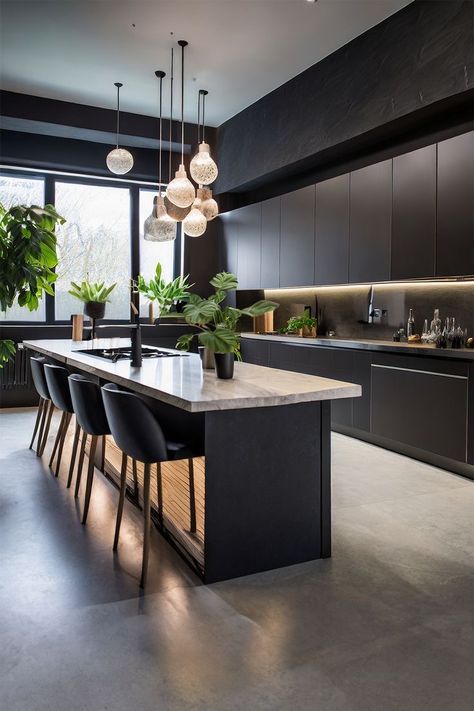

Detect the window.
xmin=0 ymin=174 xmax=46 ymax=322
xmin=139 ymin=189 xmax=176 ymax=317
xmin=54 ymin=181 xmax=132 ymax=321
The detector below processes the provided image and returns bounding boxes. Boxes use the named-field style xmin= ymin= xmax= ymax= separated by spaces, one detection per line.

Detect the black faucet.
xmin=130 ymin=301 xmax=142 ymax=367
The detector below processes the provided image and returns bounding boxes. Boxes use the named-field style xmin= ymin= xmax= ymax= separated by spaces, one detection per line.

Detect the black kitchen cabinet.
xmin=261 ymin=196 xmax=281 ymax=288
xmin=315 ymin=174 xmax=350 ymax=285
xmin=236 ymin=203 xmax=262 ymax=289
xmin=349 ymin=160 xmax=392 ymax=283
xmin=240 ymin=338 xmax=270 ymax=366
xmin=280 ymin=185 xmax=315 ymax=287
xmin=371 ymin=361 xmax=469 ymax=462
xmin=220 ymin=212 xmax=238 ymax=276
xmin=392 ymin=145 xmax=436 ymax=280
xmin=436 ymin=131 xmax=474 ymax=277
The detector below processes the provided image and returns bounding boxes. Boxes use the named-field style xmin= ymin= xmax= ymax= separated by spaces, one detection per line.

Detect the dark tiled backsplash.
xmin=238 ymin=281 xmax=474 ymax=339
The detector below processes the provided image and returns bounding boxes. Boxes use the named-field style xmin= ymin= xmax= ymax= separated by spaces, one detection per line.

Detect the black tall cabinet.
xmin=280 ymin=185 xmax=315 ymax=287
xmin=261 ymin=197 xmax=281 ymax=288
xmin=315 ymin=174 xmax=350 ymax=285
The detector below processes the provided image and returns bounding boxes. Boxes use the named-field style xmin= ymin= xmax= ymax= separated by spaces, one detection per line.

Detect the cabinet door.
xmin=236 ymin=203 xmax=262 ymax=289
xmin=280 ymin=185 xmax=315 ymax=287
xmin=261 ymin=197 xmax=280 ymax=288
xmin=437 ymin=131 xmax=474 ymax=277
xmin=240 ymin=338 xmax=270 ymax=367
xmin=392 ymin=145 xmax=436 ymax=279
xmin=220 ymin=212 xmax=238 ymax=276
xmin=315 ymin=174 xmax=349 ymax=285
xmin=349 ymin=160 xmax=392 ymax=283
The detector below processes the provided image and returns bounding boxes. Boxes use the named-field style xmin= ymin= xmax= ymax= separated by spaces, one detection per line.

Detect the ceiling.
xmin=0 ymin=0 xmax=413 ymax=127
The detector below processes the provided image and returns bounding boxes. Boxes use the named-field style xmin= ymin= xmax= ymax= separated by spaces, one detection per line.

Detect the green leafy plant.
xmin=68 ymin=280 xmax=116 ymax=304
xmin=176 ymin=271 xmax=278 ymax=355
xmin=136 ymin=262 xmax=193 ymax=316
xmin=279 ymin=309 xmax=316 ymax=334
xmin=0 ymin=202 xmax=65 ymax=366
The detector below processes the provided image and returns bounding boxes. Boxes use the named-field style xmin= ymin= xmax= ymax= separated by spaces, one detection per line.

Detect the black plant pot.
xmin=84 ymin=301 xmax=106 ymax=339
xmin=214 ymin=352 xmax=234 ymax=379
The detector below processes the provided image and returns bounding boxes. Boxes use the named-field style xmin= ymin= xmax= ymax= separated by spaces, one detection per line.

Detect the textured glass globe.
xmin=164 ymin=194 xmax=191 ymax=221
xmin=166 ymin=164 xmax=195 ymax=208
xmin=197 ymin=187 xmax=219 ymax=221
xmin=143 ymin=196 xmax=177 ymax=242
xmin=183 ymin=205 xmax=207 ymax=237
xmin=190 ymin=143 xmax=218 ymax=185
xmin=106 ymin=147 xmax=134 ymax=175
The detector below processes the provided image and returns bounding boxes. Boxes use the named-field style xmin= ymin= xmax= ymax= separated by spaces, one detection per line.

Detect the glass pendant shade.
xmin=164 ymin=194 xmax=191 ymax=221
xmin=190 ymin=142 xmax=218 ymax=185
xmin=197 ymin=187 xmax=219 ymax=221
xmin=144 ymin=196 xmax=177 ymax=242
xmin=106 ymin=147 xmax=134 ymax=175
xmin=183 ymin=202 xmax=207 ymax=237
xmin=166 ymin=164 xmax=195 ymax=208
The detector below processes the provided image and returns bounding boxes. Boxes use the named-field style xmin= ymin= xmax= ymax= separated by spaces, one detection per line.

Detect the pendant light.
xmin=183 ymin=198 xmax=207 ymax=237
xmin=198 ymin=186 xmax=219 ymax=221
xmin=166 ymin=40 xmax=195 ymax=209
xmin=106 ymin=82 xmax=134 ymax=175
xmin=144 ymin=70 xmax=177 ymax=242
xmin=190 ymin=89 xmax=218 ymax=185
xmin=164 ymin=46 xmax=191 ymax=221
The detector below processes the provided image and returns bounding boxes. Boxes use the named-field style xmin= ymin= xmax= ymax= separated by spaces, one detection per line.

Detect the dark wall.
xmin=215 ymin=0 xmax=474 ymax=197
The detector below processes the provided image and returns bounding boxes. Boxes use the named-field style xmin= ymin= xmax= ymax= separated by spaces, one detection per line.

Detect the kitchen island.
xmin=23 ymin=338 xmax=361 ymax=582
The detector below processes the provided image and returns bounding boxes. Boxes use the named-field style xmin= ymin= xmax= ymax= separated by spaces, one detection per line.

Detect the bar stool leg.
xmin=49 ymin=411 xmax=66 ymax=467
xmin=66 ymin=421 xmax=81 ymax=488
xmin=140 ymin=462 xmax=151 ymax=589
xmin=74 ymin=430 xmax=88 ymax=498
xmin=188 ymin=458 xmax=196 ymax=534
xmin=37 ymin=401 xmax=54 ymax=457
xmin=29 ymin=397 xmax=44 ymax=450
xmin=82 ymin=434 xmax=98 ymax=524
xmin=55 ymin=412 xmax=72 ymax=477
xmin=113 ymin=452 xmax=128 ymax=550
xmin=101 ymin=435 xmax=106 ymax=473
xmin=132 ymin=459 xmax=139 ymax=499
xmin=156 ymin=461 xmax=163 ymax=527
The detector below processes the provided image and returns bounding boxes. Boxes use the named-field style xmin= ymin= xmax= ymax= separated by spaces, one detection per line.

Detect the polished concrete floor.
xmin=1 ymin=408 xmax=473 ymax=711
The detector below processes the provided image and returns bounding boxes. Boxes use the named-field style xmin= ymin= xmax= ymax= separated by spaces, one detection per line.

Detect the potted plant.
xmin=280 ymin=310 xmax=317 ymax=338
xmin=68 ymin=279 xmax=116 ymax=338
xmin=136 ymin=262 xmax=193 ymax=321
xmin=176 ymin=272 xmax=278 ymax=379
xmin=0 ymin=202 xmax=65 ymax=367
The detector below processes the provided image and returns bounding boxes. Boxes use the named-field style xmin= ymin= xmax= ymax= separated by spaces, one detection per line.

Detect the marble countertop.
xmin=23 ymin=338 xmax=361 ymax=413
xmin=241 ymin=333 xmax=474 ymax=360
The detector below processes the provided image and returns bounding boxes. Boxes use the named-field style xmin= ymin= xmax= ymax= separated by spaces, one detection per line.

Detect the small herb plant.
xmin=0 ymin=202 xmax=65 ymax=367
xmin=68 ymin=280 xmax=116 ymax=304
xmin=136 ymin=263 xmax=193 ymax=316
xmin=280 ymin=309 xmax=316 ymax=334
xmin=176 ymin=271 xmax=278 ymax=355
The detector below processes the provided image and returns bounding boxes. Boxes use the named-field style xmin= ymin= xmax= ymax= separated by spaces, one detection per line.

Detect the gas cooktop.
xmin=75 ymin=346 xmax=186 ymax=363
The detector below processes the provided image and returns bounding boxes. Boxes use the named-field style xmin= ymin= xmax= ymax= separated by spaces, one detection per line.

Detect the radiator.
xmin=0 ymin=344 xmax=32 ymax=390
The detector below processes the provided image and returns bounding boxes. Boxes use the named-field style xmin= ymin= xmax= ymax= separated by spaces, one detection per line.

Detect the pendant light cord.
xmin=169 ymin=48 xmax=174 ymax=185
xmin=179 ymin=41 xmax=188 ymax=165
xmin=202 ymin=92 xmax=206 ymax=143
xmin=158 ymin=74 xmax=164 ymax=196
xmin=197 ymin=91 xmax=202 ymax=145
xmin=114 ymin=82 xmax=123 ymax=148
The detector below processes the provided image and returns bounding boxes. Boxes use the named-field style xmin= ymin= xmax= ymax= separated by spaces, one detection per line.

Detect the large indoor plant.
xmin=136 ymin=262 xmax=193 ymax=320
xmin=176 ymin=272 xmax=278 ymax=379
xmin=0 ymin=202 xmax=65 ymax=366
xmin=68 ymin=279 xmax=116 ymax=337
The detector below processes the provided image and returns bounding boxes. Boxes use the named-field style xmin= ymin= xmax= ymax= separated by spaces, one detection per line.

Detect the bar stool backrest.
xmin=44 ymin=364 xmax=74 ymax=413
xmin=69 ymin=374 xmax=110 ymax=436
xmin=101 ymin=383 xmax=168 ymax=464
xmin=30 ymin=356 xmax=50 ymax=401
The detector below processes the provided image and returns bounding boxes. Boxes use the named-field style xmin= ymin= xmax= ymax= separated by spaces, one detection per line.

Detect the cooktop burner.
xmin=75 ymin=346 xmax=186 ymax=363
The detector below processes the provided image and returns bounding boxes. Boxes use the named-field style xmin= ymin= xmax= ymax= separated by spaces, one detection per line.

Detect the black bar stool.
xmin=43 ymin=364 xmax=79 ymax=482
xmin=29 ymin=356 xmax=54 ymax=456
xmin=101 ymin=383 xmax=196 ymax=588
xmin=68 ymin=374 xmax=111 ymax=523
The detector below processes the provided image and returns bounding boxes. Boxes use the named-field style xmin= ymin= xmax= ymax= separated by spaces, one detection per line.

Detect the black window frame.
xmin=0 ymin=167 xmax=183 ymax=325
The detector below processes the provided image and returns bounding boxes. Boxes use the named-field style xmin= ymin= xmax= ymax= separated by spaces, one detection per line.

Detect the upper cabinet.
xmin=280 ymin=185 xmax=315 ymax=287
xmin=261 ymin=197 xmax=281 ymax=288
xmin=436 ymin=131 xmax=474 ymax=277
xmin=236 ymin=203 xmax=262 ymax=289
xmin=392 ymin=145 xmax=436 ymax=280
xmin=349 ymin=160 xmax=392 ymax=283
xmin=315 ymin=174 xmax=349 ymax=285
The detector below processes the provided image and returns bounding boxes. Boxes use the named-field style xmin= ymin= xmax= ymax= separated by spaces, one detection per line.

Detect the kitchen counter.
xmin=23 ymin=338 xmax=360 ymax=413
xmin=241 ymin=332 xmax=474 ymax=360
xmin=23 ymin=337 xmax=361 ymax=582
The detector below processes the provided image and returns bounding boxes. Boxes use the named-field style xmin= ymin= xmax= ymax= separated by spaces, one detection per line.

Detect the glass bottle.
xmin=421 ymin=319 xmax=429 ymax=343
xmin=407 ymin=309 xmax=415 ymax=338
xmin=430 ymin=308 xmax=441 ymax=334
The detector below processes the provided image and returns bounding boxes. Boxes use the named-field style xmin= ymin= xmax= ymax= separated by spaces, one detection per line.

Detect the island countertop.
xmin=23 ymin=338 xmax=361 ymax=413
